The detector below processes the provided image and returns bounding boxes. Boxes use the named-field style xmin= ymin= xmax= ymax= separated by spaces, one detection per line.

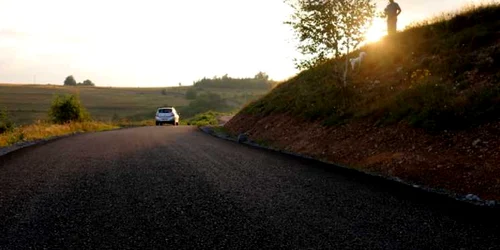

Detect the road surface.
xmin=1 ymin=126 xmax=499 ymax=249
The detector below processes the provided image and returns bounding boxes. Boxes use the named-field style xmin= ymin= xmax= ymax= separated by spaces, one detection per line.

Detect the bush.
xmin=185 ymin=111 xmax=220 ymax=126
xmin=0 ymin=109 xmax=14 ymax=134
xmin=49 ymin=94 xmax=90 ymax=124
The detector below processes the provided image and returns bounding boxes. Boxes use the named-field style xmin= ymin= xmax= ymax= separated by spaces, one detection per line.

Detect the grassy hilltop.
xmin=226 ymin=4 xmax=500 ymax=200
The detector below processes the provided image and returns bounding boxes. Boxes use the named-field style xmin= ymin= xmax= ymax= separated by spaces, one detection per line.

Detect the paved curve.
xmin=1 ymin=126 xmax=499 ymax=249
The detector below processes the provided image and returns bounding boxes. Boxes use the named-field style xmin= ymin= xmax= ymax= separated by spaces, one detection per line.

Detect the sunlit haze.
xmin=0 ymin=0 xmax=488 ymax=87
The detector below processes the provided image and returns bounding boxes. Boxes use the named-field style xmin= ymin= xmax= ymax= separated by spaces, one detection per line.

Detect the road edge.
xmin=199 ymin=126 xmax=499 ymax=208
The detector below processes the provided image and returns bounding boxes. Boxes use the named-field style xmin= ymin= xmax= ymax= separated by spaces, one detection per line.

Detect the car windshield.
xmin=158 ymin=109 xmax=172 ymax=113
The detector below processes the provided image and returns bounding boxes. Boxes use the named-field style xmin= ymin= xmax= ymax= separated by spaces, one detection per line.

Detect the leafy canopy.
xmin=285 ymin=0 xmax=376 ymax=69
xmin=81 ymin=79 xmax=95 ymax=86
xmin=64 ymin=75 xmax=77 ymax=86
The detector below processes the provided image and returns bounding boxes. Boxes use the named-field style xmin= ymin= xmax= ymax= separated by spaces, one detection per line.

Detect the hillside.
xmin=0 ymin=79 xmax=270 ymax=125
xmin=225 ymin=5 xmax=500 ymax=200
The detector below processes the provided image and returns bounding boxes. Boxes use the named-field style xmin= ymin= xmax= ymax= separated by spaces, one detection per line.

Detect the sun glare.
xmin=365 ymin=19 xmax=387 ymax=43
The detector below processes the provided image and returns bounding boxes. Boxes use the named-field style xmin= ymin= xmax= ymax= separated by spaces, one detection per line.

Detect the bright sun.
xmin=365 ymin=19 xmax=387 ymax=43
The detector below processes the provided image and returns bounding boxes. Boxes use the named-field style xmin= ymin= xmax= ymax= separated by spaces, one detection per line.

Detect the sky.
xmin=0 ymin=0 xmax=490 ymax=87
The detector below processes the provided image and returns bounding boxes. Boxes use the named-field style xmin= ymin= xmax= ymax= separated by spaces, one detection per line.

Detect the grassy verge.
xmin=183 ymin=111 xmax=231 ymax=126
xmin=0 ymin=121 xmax=135 ymax=147
xmin=241 ymin=3 xmax=500 ymax=131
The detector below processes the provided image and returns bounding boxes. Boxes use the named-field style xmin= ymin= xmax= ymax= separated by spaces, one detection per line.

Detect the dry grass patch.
xmin=0 ymin=121 xmax=119 ymax=147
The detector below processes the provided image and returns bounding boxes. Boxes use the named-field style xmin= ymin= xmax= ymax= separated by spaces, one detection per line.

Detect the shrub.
xmin=49 ymin=94 xmax=90 ymax=124
xmin=0 ymin=109 xmax=14 ymax=134
xmin=185 ymin=111 xmax=220 ymax=126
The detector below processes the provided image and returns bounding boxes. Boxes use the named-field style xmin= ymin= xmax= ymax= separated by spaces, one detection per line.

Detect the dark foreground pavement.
xmin=1 ymin=126 xmax=499 ymax=249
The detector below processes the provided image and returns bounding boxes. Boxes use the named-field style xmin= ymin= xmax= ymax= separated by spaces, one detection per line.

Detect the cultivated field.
xmin=0 ymin=84 xmax=269 ymax=125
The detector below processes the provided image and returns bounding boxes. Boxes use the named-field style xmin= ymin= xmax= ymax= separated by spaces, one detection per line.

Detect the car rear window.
xmin=158 ymin=109 xmax=172 ymax=113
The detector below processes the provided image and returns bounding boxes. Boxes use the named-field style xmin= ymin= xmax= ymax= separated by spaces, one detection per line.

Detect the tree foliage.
xmin=49 ymin=94 xmax=90 ymax=124
xmin=64 ymin=75 xmax=77 ymax=86
xmin=81 ymin=79 xmax=95 ymax=86
xmin=193 ymin=73 xmax=275 ymax=90
xmin=64 ymin=76 xmax=95 ymax=86
xmin=254 ymin=71 xmax=269 ymax=81
xmin=285 ymin=0 xmax=376 ymax=70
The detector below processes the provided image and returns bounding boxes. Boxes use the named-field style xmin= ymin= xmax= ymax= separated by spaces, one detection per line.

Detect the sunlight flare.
xmin=365 ymin=18 xmax=387 ymax=43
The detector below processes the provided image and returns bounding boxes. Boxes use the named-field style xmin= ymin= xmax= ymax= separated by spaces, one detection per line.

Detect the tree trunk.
xmin=344 ymin=43 xmax=350 ymax=87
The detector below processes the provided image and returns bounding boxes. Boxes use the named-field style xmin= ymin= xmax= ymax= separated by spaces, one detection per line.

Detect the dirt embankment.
xmin=217 ymin=115 xmax=234 ymax=126
xmin=225 ymin=114 xmax=500 ymax=200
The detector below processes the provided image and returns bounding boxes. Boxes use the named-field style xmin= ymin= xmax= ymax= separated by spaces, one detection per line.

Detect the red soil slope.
xmin=225 ymin=114 xmax=500 ymax=200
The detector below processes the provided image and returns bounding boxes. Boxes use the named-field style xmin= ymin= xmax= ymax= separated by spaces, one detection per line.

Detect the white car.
xmin=155 ymin=107 xmax=180 ymax=126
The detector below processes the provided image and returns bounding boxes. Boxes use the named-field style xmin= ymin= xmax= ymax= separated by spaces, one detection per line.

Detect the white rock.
xmin=465 ymin=194 xmax=481 ymax=201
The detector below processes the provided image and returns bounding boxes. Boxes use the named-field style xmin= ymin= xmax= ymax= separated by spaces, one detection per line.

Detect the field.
xmin=0 ymin=84 xmax=269 ymax=125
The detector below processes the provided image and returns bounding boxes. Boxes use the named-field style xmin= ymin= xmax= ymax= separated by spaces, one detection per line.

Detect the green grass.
xmin=0 ymin=84 xmax=269 ymax=125
xmin=183 ymin=111 xmax=230 ymax=126
xmin=241 ymin=3 xmax=500 ymax=131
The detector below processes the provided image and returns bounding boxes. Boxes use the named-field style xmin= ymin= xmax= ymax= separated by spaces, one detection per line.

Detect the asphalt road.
xmin=1 ymin=126 xmax=499 ymax=249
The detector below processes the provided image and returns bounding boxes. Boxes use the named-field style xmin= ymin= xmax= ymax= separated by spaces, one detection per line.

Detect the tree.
xmin=285 ymin=0 xmax=375 ymax=84
xmin=82 ymin=79 xmax=95 ymax=86
xmin=64 ymin=75 xmax=77 ymax=86
xmin=254 ymin=72 xmax=269 ymax=81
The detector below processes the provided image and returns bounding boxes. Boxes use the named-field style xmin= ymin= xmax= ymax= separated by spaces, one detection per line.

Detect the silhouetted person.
xmin=385 ymin=0 xmax=402 ymax=35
